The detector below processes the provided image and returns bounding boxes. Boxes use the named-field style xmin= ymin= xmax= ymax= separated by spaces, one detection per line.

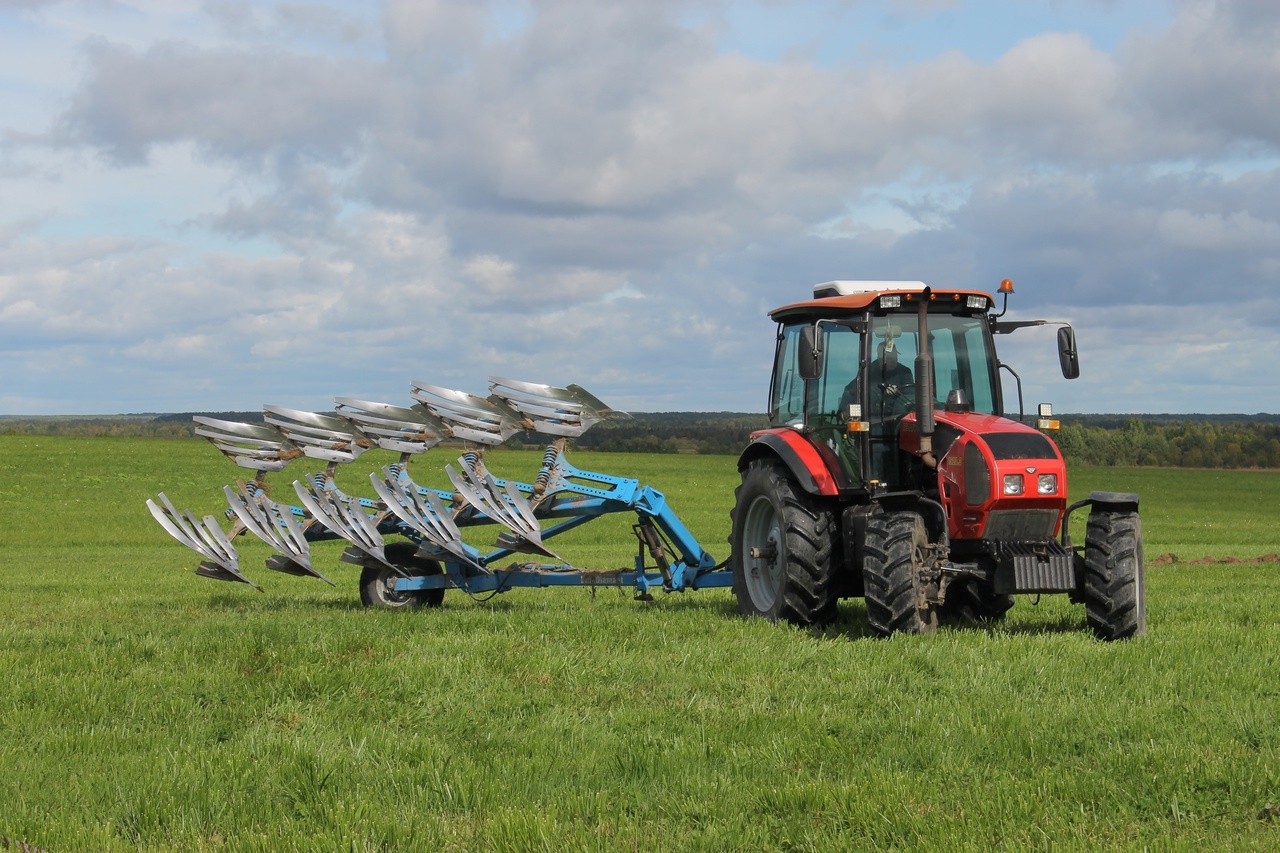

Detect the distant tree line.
xmin=5 ymin=412 xmax=1280 ymax=469
xmin=513 ymin=412 xmax=769 ymax=456
xmin=1053 ymin=417 xmax=1280 ymax=468
xmin=0 ymin=416 xmax=196 ymax=439
xmin=549 ymin=412 xmax=1280 ymax=468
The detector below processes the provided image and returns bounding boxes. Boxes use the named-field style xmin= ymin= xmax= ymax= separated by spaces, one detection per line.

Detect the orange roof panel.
xmin=769 ymin=282 xmax=995 ymax=322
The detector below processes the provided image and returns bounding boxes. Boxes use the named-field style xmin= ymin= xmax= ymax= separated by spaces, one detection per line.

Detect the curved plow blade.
xmin=335 ymin=398 xmax=448 ymax=454
xmin=224 ymin=482 xmax=330 ymax=585
xmin=488 ymin=377 xmax=625 ymax=437
xmin=193 ymin=416 xmax=302 ymax=471
xmin=293 ymin=478 xmax=391 ymax=571
xmin=370 ymin=469 xmax=488 ymax=573
xmin=147 ymin=493 xmax=259 ymax=590
xmin=410 ymin=382 xmax=522 ymax=445
xmin=447 ymin=456 xmax=561 ymax=560
xmin=263 ymin=405 xmax=371 ymax=463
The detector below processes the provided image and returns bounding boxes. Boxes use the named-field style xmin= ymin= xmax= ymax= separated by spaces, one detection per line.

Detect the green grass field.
xmin=2 ymin=435 xmax=1279 ymax=851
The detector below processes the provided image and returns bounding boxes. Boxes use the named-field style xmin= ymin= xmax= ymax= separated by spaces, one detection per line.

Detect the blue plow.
xmin=148 ymin=377 xmax=731 ymax=607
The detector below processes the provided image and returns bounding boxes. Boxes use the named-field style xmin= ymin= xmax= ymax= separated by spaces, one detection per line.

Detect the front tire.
xmin=862 ymin=511 xmax=938 ymax=636
xmin=1083 ymin=510 xmax=1146 ymax=640
xmin=359 ymin=542 xmax=445 ymax=610
xmin=729 ymin=460 xmax=838 ymax=627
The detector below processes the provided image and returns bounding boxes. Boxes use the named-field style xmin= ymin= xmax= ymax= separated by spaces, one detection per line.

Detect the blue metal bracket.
xmin=304 ymin=444 xmax=729 ymax=600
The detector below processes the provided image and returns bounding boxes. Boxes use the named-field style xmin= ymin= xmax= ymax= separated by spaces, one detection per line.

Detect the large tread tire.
xmin=862 ymin=511 xmax=937 ymax=637
xmin=729 ymin=460 xmax=838 ymax=627
xmin=938 ymin=579 xmax=1014 ymax=625
xmin=1083 ymin=510 xmax=1147 ymax=640
xmin=359 ymin=542 xmax=445 ymax=610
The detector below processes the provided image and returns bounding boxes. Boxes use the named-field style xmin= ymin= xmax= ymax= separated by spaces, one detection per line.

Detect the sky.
xmin=1 ymin=0 xmax=1278 ymax=416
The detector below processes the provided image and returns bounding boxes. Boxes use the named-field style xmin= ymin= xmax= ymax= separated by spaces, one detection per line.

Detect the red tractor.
xmin=730 ymin=280 xmax=1146 ymax=640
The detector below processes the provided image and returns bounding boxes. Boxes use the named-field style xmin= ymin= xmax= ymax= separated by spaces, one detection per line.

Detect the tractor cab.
xmin=765 ymin=280 xmax=1077 ymax=492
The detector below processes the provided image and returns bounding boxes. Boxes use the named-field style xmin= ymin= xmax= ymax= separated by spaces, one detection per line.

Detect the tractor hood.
xmin=899 ymin=410 xmax=1068 ymax=542
xmin=898 ymin=410 xmax=1060 ymax=457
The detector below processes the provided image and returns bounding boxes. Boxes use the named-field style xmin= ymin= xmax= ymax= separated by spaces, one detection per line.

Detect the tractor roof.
xmin=769 ymin=280 xmax=995 ymax=323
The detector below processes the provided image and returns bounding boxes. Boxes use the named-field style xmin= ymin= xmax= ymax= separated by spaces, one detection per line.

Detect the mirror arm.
xmin=993 ymin=319 xmax=1046 ymax=334
xmin=998 ymin=362 xmax=1025 ymax=423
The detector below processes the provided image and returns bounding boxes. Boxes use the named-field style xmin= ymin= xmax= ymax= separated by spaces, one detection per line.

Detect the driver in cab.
xmin=868 ymin=339 xmax=913 ymax=416
xmin=840 ymin=333 xmax=914 ymax=420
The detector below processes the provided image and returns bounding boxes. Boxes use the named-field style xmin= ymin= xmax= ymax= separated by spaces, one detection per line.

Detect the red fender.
xmin=737 ymin=429 xmax=844 ymax=496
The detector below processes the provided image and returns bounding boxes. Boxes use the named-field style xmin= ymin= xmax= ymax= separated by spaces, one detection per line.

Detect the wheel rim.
xmin=742 ymin=494 xmax=784 ymax=611
xmin=909 ymin=518 xmax=938 ymax=631
xmin=373 ymin=565 xmax=414 ymax=607
xmin=911 ymin=523 xmax=928 ymax=568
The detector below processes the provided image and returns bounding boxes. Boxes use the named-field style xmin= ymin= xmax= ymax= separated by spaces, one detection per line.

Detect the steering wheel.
xmin=876 ymin=382 xmax=916 ymax=418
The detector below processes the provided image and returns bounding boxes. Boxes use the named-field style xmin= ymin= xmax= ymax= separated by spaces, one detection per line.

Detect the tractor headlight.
xmin=966 ymin=295 xmax=988 ymax=310
xmin=1002 ymin=474 xmax=1024 ymax=495
xmin=1037 ymin=474 xmax=1058 ymax=495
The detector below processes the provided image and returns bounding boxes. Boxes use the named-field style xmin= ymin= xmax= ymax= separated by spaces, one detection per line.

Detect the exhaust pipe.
xmin=916 ymin=287 xmax=937 ymax=468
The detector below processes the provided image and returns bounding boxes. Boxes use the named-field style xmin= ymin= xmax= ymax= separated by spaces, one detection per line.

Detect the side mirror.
xmin=1057 ymin=325 xmax=1080 ymax=380
xmin=799 ymin=324 xmax=823 ymax=380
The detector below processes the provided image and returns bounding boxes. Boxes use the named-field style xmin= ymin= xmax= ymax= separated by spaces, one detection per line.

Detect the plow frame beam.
xmin=278 ymin=452 xmax=729 ymax=598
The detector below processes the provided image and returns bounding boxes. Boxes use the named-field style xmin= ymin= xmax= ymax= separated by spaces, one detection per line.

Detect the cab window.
xmin=810 ymin=323 xmax=862 ymax=421
xmin=769 ymin=325 xmax=805 ymax=427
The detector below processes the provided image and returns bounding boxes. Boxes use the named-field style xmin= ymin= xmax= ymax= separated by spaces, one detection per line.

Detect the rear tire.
xmin=359 ymin=542 xmax=445 ymax=610
xmin=729 ymin=460 xmax=838 ymax=627
xmin=1083 ymin=510 xmax=1146 ymax=640
xmin=862 ymin=511 xmax=937 ymax=637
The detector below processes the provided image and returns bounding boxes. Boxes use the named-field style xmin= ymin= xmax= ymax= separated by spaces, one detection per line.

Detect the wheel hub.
xmin=750 ymin=539 xmax=779 ymax=561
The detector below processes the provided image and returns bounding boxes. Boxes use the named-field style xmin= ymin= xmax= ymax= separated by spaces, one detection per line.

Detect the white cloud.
xmin=1123 ymin=0 xmax=1280 ymax=152
xmin=1157 ymin=209 xmax=1280 ymax=253
xmin=0 ymin=0 xmax=1278 ymax=415
xmin=55 ymin=39 xmax=382 ymax=167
